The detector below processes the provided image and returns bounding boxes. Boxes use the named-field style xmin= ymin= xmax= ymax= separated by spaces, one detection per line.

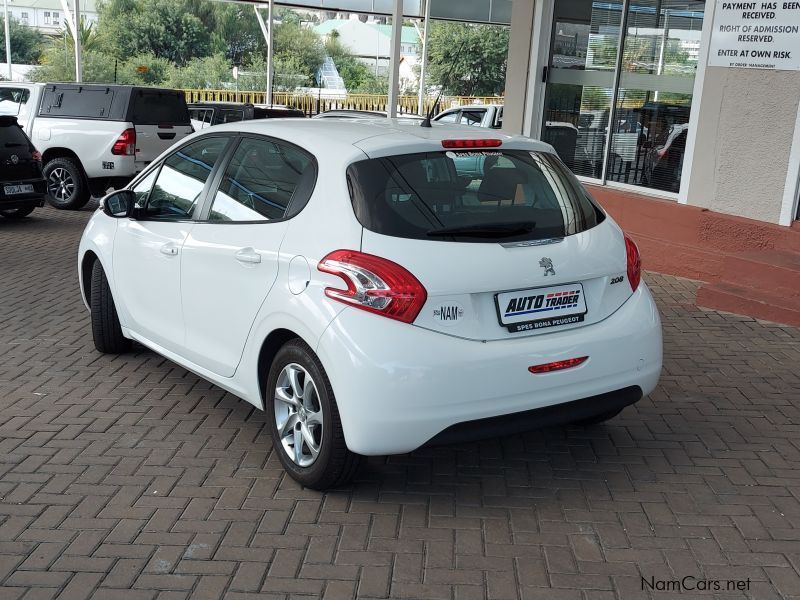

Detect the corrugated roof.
xmin=314 ymin=19 xmax=419 ymax=45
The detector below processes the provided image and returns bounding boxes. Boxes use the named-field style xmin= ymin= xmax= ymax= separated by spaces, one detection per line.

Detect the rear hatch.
xmin=128 ymin=89 xmax=193 ymax=166
xmin=347 ymin=145 xmax=633 ymax=341
xmin=0 ymin=116 xmax=44 ymax=185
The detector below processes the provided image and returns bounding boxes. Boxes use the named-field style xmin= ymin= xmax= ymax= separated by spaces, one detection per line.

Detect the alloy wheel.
xmin=48 ymin=167 xmax=76 ymax=203
xmin=273 ymin=363 xmax=323 ymax=467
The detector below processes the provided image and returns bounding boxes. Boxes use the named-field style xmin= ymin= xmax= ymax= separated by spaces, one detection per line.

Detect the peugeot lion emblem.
xmin=10 ymin=155 xmax=19 ymax=165
xmin=540 ymin=257 xmax=555 ymax=276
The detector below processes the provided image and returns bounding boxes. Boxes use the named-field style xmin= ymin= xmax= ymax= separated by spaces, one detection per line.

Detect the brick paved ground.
xmin=1 ymin=205 xmax=799 ymax=600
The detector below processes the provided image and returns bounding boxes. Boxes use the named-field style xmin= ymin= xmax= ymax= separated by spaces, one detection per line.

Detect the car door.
xmin=113 ymin=135 xmax=232 ymax=352
xmin=179 ymin=135 xmax=317 ymax=377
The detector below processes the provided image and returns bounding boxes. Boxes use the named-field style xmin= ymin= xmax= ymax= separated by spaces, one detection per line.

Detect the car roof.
xmin=205 ymin=117 xmax=551 ymax=158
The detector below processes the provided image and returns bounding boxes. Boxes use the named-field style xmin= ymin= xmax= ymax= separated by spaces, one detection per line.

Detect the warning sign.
xmin=708 ymin=1 xmax=800 ymax=70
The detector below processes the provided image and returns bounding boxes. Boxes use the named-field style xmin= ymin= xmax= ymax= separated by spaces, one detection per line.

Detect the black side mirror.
xmin=102 ymin=190 xmax=136 ymax=218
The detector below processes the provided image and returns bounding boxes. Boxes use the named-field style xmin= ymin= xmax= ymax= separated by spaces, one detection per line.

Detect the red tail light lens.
xmin=112 ymin=128 xmax=137 ymax=156
xmin=624 ymin=234 xmax=641 ymax=292
xmin=31 ymin=150 xmax=42 ymax=162
xmin=529 ymin=357 xmax=588 ymax=374
xmin=441 ymin=139 xmax=502 ymax=149
xmin=318 ymin=250 xmax=427 ymax=324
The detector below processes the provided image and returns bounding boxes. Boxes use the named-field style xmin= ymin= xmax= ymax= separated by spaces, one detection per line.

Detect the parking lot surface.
xmin=1 ymin=205 xmax=799 ymax=600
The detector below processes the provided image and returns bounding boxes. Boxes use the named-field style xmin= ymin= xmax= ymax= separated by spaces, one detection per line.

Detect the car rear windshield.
xmin=129 ymin=91 xmax=191 ymax=126
xmin=0 ymin=118 xmax=33 ymax=150
xmin=346 ymin=150 xmax=604 ymax=243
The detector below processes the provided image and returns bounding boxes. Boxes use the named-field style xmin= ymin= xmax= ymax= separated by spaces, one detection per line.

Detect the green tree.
xmin=212 ymin=4 xmax=265 ymax=65
xmin=97 ymin=0 xmax=212 ymax=65
xmin=0 ymin=15 xmax=46 ymax=64
xmin=426 ymin=22 xmax=508 ymax=96
xmin=165 ymin=53 xmax=232 ymax=89
xmin=62 ymin=17 xmax=102 ymax=52
xmin=30 ymin=47 xmax=117 ymax=83
xmin=273 ymin=20 xmax=325 ymax=85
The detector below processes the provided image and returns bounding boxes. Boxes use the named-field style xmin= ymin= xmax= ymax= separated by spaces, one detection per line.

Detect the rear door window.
xmin=461 ymin=110 xmax=485 ymax=127
xmin=346 ymin=150 xmax=604 ymax=243
xmin=207 ymin=137 xmax=314 ymax=222
xmin=436 ymin=111 xmax=459 ymax=123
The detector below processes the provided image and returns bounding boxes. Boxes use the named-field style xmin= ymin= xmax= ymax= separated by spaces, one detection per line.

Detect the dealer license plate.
xmin=496 ymin=283 xmax=587 ymax=333
xmin=3 ymin=184 xmax=34 ymax=196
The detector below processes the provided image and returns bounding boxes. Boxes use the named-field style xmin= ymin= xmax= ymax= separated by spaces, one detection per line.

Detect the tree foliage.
xmin=0 ymin=15 xmax=45 ymax=64
xmin=426 ymin=22 xmax=509 ymax=96
xmin=97 ymin=0 xmax=211 ymax=65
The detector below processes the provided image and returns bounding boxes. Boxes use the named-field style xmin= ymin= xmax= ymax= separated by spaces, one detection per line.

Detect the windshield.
xmin=346 ymin=150 xmax=604 ymax=243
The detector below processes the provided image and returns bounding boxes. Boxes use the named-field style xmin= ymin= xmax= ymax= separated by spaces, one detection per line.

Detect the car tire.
xmin=267 ymin=339 xmax=360 ymax=490
xmin=0 ymin=207 xmax=35 ymax=218
xmin=90 ymin=260 xmax=132 ymax=354
xmin=44 ymin=157 xmax=90 ymax=210
xmin=576 ymin=408 xmax=623 ymax=426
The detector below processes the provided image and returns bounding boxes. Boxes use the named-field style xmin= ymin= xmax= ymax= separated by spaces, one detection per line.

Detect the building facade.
xmin=6 ymin=0 xmax=98 ymax=35
xmin=503 ymin=0 xmax=800 ymax=228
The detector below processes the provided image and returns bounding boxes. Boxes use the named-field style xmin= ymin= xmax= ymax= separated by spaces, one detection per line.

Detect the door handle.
xmin=235 ymin=248 xmax=262 ymax=264
xmin=160 ymin=242 xmax=179 ymax=256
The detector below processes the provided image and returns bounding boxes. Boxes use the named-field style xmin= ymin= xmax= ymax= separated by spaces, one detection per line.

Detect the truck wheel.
xmin=90 ymin=260 xmax=131 ymax=354
xmin=44 ymin=157 xmax=90 ymax=210
xmin=0 ymin=207 xmax=35 ymax=218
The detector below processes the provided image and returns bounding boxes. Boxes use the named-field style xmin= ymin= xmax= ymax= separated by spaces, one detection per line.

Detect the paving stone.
xmin=0 ymin=207 xmax=798 ymax=598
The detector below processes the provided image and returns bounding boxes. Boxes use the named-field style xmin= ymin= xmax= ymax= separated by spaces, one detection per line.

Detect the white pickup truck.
xmin=0 ymin=83 xmax=193 ymax=209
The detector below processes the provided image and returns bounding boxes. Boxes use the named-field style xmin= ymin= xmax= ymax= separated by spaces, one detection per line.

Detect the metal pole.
xmin=73 ymin=0 xmax=82 ymax=82
xmin=386 ymin=0 xmax=403 ymax=118
xmin=600 ymin=0 xmax=631 ymax=184
xmin=416 ymin=0 xmax=430 ymax=116
xmin=267 ymin=0 xmax=273 ymax=106
xmin=255 ymin=3 xmax=274 ymax=106
xmin=3 ymin=0 xmax=11 ymax=80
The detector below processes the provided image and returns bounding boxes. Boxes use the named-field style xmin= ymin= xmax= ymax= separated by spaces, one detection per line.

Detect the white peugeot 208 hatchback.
xmin=78 ymin=118 xmax=662 ymax=489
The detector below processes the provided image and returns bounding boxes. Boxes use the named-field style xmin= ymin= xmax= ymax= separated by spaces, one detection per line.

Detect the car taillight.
xmin=624 ymin=234 xmax=641 ymax=292
xmin=318 ymin=250 xmax=427 ymax=324
xmin=112 ymin=128 xmax=136 ymax=156
xmin=528 ymin=356 xmax=588 ymax=374
xmin=441 ymin=139 xmax=502 ymax=149
xmin=656 ymin=147 xmax=668 ymax=159
xmin=31 ymin=150 xmax=42 ymax=162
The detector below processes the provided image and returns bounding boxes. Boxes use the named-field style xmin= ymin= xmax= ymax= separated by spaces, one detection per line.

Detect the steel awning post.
xmin=3 ymin=0 xmax=11 ymax=80
xmin=386 ymin=0 xmax=403 ymax=117
xmin=59 ymin=0 xmax=82 ymax=82
xmin=416 ymin=0 xmax=430 ymax=116
xmin=255 ymin=0 xmax=274 ymax=105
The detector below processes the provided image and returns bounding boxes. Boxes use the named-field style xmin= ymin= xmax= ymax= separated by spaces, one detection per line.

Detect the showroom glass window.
xmin=542 ymin=0 xmax=704 ymax=195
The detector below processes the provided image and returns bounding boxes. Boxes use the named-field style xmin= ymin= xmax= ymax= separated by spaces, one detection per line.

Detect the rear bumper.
xmin=0 ymin=195 xmax=46 ymax=210
xmin=316 ymin=283 xmax=662 ymax=455
xmin=0 ymin=178 xmax=47 ymax=210
xmin=425 ymin=386 xmax=642 ymax=447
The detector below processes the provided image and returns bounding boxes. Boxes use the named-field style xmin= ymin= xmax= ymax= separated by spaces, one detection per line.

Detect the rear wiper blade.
xmin=426 ymin=222 xmax=535 ymax=238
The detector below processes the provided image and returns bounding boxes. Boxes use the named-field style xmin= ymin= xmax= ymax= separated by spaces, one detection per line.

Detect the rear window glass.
xmin=130 ymin=91 xmax=190 ymax=125
xmin=346 ymin=150 xmax=604 ymax=243
xmin=0 ymin=119 xmax=32 ymax=148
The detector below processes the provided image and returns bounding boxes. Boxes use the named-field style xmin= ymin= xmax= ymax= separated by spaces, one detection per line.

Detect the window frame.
xmin=125 ymin=132 xmax=237 ymax=223
xmin=195 ymin=133 xmax=319 ymax=225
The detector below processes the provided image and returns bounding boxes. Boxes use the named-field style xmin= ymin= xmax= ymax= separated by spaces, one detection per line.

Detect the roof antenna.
xmin=419 ymin=87 xmax=443 ymax=128
xmin=420 ymin=40 xmax=466 ymax=128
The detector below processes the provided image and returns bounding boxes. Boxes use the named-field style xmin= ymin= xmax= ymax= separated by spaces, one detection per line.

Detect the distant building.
xmin=313 ymin=17 xmax=420 ymax=78
xmin=5 ymin=0 xmax=98 ymax=35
